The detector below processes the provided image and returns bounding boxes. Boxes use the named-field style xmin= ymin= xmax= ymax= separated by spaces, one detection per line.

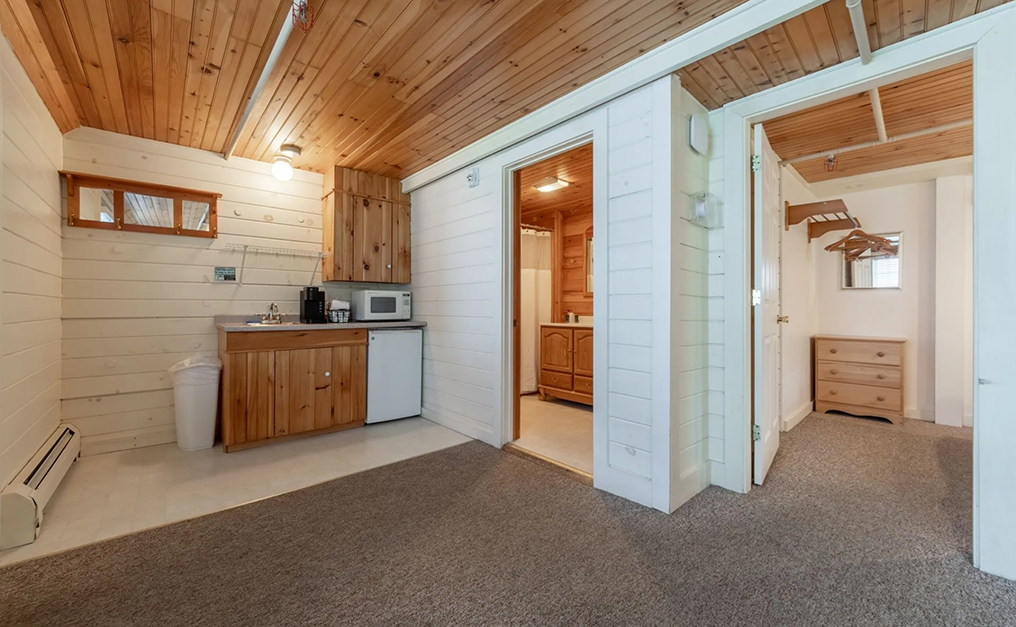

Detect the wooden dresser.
xmin=538 ymin=324 xmax=593 ymax=406
xmin=814 ymin=335 xmax=905 ymax=424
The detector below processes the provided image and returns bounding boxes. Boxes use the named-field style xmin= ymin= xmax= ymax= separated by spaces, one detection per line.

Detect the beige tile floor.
xmin=0 ymin=418 xmax=470 ymax=567
xmin=514 ymin=395 xmax=593 ymax=474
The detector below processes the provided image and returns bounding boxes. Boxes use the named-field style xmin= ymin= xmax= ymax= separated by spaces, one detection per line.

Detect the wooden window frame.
xmin=61 ymin=171 xmax=221 ymax=238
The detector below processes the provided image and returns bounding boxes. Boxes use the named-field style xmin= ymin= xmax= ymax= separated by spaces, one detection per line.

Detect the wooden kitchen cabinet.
xmin=538 ymin=324 xmax=593 ymax=406
xmin=218 ymin=329 xmax=368 ymax=452
xmin=323 ymin=166 xmax=411 ymax=283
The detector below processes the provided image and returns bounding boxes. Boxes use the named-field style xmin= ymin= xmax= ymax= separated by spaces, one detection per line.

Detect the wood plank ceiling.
xmin=764 ymin=61 xmax=972 ymax=182
xmin=519 ymin=143 xmax=592 ymax=228
xmin=0 ymin=0 xmax=292 ymax=150
xmin=0 ymin=0 xmax=748 ymax=178
xmin=677 ymin=0 xmax=1010 ymax=110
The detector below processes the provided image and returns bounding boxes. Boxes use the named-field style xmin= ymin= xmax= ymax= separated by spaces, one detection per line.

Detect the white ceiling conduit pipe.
xmin=781 ymin=119 xmax=973 ymax=166
xmin=223 ymin=0 xmax=300 ymax=160
xmin=846 ymin=0 xmax=889 ymax=143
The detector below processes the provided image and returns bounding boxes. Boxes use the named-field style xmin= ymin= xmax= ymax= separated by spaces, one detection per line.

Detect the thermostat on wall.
xmin=689 ymin=113 xmax=708 ymax=156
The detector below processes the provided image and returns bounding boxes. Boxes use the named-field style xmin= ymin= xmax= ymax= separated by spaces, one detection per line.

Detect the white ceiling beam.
xmin=401 ymin=0 xmax=827 ymax=192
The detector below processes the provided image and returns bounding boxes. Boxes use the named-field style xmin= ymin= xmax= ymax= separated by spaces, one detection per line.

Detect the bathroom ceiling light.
xmin=534 ymin=176 xmax=568 ymax=192
xmin=271 ymin=144 xmax=301 ymax=181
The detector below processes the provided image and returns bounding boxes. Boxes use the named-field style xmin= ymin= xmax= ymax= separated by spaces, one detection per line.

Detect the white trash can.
xmin=168 ymin=356 xmax=222 ymax=452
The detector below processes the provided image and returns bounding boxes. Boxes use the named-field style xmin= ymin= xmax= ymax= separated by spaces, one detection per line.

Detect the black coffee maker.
xmin=300 ymin=287 xmax=326 ymax=323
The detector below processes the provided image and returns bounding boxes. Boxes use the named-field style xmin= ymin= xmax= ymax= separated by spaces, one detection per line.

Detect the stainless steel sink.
xmin=244 ymin=321 xmax=299 ymax=327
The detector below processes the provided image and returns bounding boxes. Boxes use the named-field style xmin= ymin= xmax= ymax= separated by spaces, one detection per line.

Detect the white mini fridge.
xmin=366 ymin=329 xmax=423 ymax=424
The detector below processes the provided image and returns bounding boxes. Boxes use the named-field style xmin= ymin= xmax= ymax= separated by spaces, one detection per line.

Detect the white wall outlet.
xmin=467 ymin=167 xmax=480 ymax=188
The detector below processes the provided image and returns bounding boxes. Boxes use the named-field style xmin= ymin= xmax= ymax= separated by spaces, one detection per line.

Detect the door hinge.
xmin=751 ymin=155 xmax=762 ymax=172
xmin=752 ymin=424 xmax=761 ymax=441
xmin=751 ymin=289 xmax=761 ymax=306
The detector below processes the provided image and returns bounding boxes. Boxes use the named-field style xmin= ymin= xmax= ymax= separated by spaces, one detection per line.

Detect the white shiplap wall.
xmin=60 ymin=128 xmax=332 ymax=456
xmin=0 ymin=34 xmax=63 ymax=488
xmin=706 ymin=109 xmax=729 ymax=488
xmin=410 ymin=76 xmax=711 ymax=512
xmin=671 ymin=87 xmax=712 ymax=506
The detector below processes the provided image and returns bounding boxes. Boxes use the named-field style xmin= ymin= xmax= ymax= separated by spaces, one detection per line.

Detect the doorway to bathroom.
xmin=508 ymin=143 xmax=594 ymax=477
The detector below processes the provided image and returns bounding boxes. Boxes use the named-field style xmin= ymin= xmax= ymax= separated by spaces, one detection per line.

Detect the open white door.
xmin=752 ymin=123 xmax=782 ymax=485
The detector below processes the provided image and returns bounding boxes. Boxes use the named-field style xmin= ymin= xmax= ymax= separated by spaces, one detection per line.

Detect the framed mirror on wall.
xmin=842 ymin=232 xmax=902 ymax=289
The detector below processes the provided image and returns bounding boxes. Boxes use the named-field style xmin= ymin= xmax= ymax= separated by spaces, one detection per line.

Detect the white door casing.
xmin=753 ymin=123 xmax=781 ymax=485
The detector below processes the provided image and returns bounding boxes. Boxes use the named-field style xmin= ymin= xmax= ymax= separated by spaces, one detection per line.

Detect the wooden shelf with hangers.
xmin=785 ymin=199 xmax=861 ymax=241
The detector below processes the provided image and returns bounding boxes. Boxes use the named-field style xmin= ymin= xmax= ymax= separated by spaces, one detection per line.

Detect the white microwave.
xmin=351 ymin=290 xmax=412 ymax=321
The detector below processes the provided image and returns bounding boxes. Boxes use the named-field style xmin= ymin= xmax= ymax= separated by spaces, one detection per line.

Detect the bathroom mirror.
xmin=584 ymin=227 xmax=593 ymax=294
xmin=842 ymin=232 xmax=901 ymax=289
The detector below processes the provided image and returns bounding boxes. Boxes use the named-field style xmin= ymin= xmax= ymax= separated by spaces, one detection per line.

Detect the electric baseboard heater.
xmin=0 ymin=424 xmax=81 ymax=550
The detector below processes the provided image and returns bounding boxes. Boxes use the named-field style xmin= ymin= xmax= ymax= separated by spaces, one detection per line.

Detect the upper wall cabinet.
xmin=323 ymin=167 xmax=411 ymax=283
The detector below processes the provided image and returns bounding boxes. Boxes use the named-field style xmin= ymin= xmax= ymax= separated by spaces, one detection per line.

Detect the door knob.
xmin=777 ymin=315 xmax=789 ymax=323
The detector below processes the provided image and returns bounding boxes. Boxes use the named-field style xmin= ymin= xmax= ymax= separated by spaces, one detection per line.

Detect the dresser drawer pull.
xmin=877 ymin=351 xmax=885 ymax=357
xmin=830 ymin=348 xmax=837 ymax=354
xmin=830 ymin=368 xmax=838 ymax=374
xmin=877 ymin=373 xmax=885 ymax=379
xmin=877 ymin=395 xmax=885 ymax=402
xmin=830 ymin=390 xmax=837 ymax=395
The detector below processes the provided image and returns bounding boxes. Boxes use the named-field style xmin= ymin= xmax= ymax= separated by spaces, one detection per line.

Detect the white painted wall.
xmin=935 ymin=175 xmax=974 ymax=427
xmin=810 ymin=182 xmax=938 ymax=421
xmin=409 ymin=77 xmax=708 ymax=512
xmin=0 ymin=34 xmax=63 ymax=494
xmin=60 ymin=128 xmax=389 ymax=456
xmin=671 ymin=87 xmax=712 ymax=505
xmin=779 ymin=168 xmax=818 ymax=431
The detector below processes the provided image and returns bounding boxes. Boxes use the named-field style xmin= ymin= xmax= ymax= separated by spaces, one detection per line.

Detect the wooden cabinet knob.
xmin=877 ymin=351 xmax=885 ymax=357
xmin=877 ymin=373 xmax=885 ymax=379
xmin=877 ymin=395 xmax=885 ymax=402
xmin=830 ymin=390 xmax=837 ymax=395
xmin=830 ymin=348 xmax=837 ymax=354
xmin=830 ymin=369 xmax=838 ymax=374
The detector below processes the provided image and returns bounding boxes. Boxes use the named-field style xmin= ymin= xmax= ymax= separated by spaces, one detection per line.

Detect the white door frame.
xmin=720 ymin=4 xmax=1016 ymax=579
xmin=496 ymin=111 xmax=611 ymax=485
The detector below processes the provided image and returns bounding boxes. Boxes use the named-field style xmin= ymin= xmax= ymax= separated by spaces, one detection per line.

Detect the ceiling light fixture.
xmin=272 ymin=144 xmax=301 ymax=181
xmin=534 ymin=176 xmax=568 ymax=192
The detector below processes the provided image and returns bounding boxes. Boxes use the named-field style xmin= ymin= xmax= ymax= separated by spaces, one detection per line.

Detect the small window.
xmin=62 ymin=172 xmax=220 ymax=238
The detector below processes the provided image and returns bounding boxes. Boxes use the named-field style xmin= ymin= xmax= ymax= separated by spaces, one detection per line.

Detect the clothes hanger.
xmin=825 ymin=229 xmax=898 ymax=261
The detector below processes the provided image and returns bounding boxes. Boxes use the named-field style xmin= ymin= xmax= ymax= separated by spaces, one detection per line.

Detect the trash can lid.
xmin=168 ymin=355 xmax=223 ymax=373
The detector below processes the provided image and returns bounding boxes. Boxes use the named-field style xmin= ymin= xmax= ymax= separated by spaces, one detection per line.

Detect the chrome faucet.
xmin=262 ymin=302 xmax=282 ymax=324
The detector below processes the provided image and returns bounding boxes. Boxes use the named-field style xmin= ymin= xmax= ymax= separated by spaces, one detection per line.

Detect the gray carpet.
xmin=1 ymin=413 xmax=1014 ymax=626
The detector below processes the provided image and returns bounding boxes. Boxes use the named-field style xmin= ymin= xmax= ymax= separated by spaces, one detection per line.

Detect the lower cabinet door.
xmin=275 ymin=348 xmax=334 ymax=436
xmin=224 ymin=350 xmax=275 ymax=446
xmin=331 ymin=344 xmax=367 ymax=426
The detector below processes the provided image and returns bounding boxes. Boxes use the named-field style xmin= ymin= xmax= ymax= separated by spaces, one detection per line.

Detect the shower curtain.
xmin=520 ymin=229 xmax=552 ymax=394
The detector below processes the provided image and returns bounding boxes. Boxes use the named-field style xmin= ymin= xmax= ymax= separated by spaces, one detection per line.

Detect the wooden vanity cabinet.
xmin=322 ymin=166 xmax=411 ymax=283
xmin=218 ymin=329 xmax=367 ymax=452
xmin=538 ymin=325 xmax=593 ymax=406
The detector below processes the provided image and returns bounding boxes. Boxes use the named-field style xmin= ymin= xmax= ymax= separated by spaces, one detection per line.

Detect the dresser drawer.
xmin=816 ymin=381 xmax=902 ymax=411
xmin=815 ymin=339 xmax=902 ymax=366
xmin=815 ymin=360 xmax=901 ymax=389
xmin=540 ymin=370 xmax=573 ymax=391
xmin=574 ymin=375 xmax=593 ymax=395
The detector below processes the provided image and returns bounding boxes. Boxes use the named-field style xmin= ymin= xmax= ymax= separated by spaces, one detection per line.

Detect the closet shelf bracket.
xmin=785 ymin=200 xmax=860 ymax=242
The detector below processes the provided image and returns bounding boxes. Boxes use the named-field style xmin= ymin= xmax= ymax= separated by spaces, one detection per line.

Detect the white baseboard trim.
xmin=781 ymin=400 xmax=813 ymax=432
xmin=905 ymin=407 xmax=936 ymax=422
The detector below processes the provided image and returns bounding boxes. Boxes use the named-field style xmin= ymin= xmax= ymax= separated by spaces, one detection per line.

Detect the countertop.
xmin=215 ymin=315 xmax=426 ymax=333
xmin=541 ymin=322 xmax=593 ymax=329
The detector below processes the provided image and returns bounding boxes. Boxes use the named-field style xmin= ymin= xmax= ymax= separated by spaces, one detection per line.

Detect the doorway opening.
xmin=507 ymin=143 xmax=594 ymax=479
xmin=749 ymin=60 xmax=974 ymax=485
